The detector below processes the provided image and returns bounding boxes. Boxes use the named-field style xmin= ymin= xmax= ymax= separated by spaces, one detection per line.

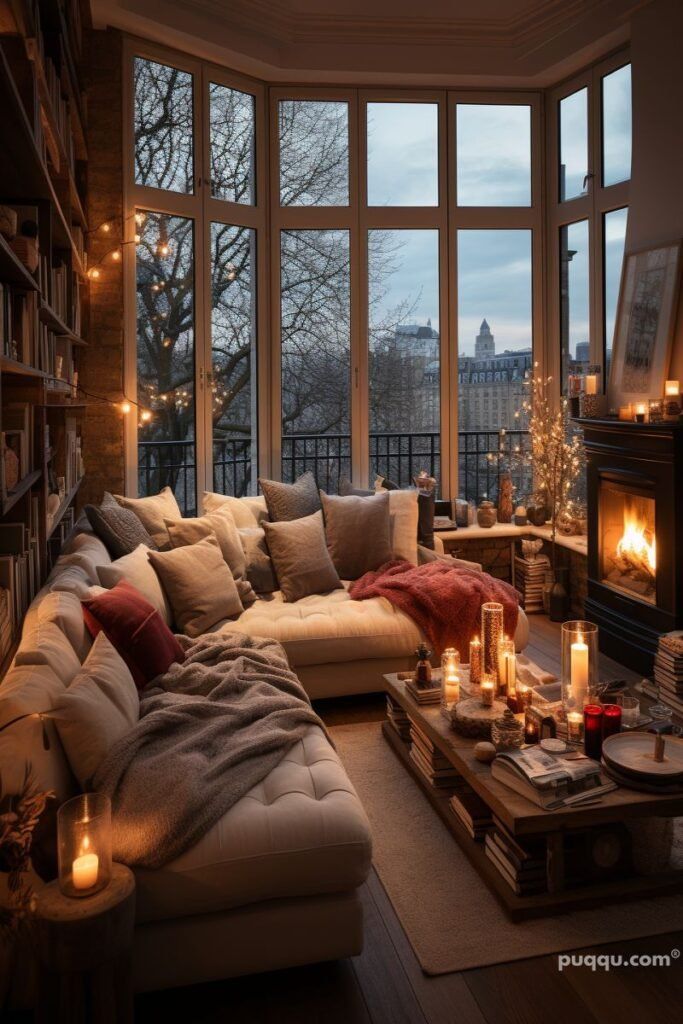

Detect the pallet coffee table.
xmin=383 ymin=673 xmax=683 ymax=920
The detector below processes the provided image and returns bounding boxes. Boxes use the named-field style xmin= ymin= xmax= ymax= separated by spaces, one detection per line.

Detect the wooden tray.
xmin=602 ymin=732 xmax=683 ymax=782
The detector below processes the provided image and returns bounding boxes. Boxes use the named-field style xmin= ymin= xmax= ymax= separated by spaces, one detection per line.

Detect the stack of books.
xmin=405 ymin=677 xmax=441 ymax=705
xmin=409 ymin=720 xmax=464 ymax=791
xmin=485 ymin=824 xmax=547 ymax=895
xmin=386 ymin=695 xmax=411 ymax=741
xmin=514 ymin=553 xmax=550 ymax=613
xmin=653 ymin=632 xmax=683 ymax=717
xmin=491 ymin=746 xmax=613 ymax=808
xmin=449 ymin=789 xmax=493 ymax=841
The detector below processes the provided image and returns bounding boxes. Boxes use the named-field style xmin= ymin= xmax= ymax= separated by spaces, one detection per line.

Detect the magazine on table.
xmin=491 ymin=747 xmax=611 ymax=807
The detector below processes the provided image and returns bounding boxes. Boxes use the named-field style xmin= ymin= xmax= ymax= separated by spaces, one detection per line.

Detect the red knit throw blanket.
xmin=349 ymin=560 xmax=519 ymax=656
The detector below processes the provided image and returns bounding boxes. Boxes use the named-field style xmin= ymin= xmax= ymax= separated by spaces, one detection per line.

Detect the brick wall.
xmin=442 ymin=536 xmax=512 ymax=582
xmin=80 ymin=29 xmax=125 ymax=507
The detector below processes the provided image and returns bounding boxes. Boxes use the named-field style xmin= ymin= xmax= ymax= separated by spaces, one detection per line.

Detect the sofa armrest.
xmin=417 ymin=544 xmax=483 ymax=573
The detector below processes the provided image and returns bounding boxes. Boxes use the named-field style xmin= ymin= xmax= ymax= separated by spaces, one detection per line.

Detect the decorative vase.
xmin=527 ymin=504 xmax=548 ymax=527
xmin=497 ymin=472 xmax=513 ymax=524
xmin=549 ymin=567 xmax=569 ymax=622
xmin=477 ymin=500 xmax=497 ymax=528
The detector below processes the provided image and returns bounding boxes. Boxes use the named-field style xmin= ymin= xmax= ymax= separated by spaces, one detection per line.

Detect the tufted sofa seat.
xmin=134 ymin=726 xmax=372 ymax=924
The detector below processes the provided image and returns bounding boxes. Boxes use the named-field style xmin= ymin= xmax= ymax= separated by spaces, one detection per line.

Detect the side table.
xmin=34 ymin=862 xmax=136 ymax=1024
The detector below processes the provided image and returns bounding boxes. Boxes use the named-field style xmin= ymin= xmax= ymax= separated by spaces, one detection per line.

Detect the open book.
xmin=491 ymin=747 xmax=610 ymax=808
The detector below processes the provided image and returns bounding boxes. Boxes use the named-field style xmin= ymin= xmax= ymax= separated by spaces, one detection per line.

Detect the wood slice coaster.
xmin=453 ymin=697 xmax=507 ymax=739
xmin=602 ymin=732 xmax=683 ymax=781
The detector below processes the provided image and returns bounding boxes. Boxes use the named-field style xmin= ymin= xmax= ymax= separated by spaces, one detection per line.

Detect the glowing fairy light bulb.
xmin=140 ymin=409 xmax=152 ymax=423
xmin=111 ymin=250 xmax=121 ymax=262
xmin=88 ymin=267 xmax=100 ymax=280
xmin=119 ymin=401 xmax=131 ymax=415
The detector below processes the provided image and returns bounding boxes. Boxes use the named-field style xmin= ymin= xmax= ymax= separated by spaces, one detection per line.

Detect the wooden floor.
xmin=137 ymin=616 xmax=683 ymax=1024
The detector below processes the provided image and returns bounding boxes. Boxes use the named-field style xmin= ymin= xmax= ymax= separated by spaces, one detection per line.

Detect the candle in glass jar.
xmin=583 ymin=704 xmax=604 ymax=759
xmin=72 ymin=838 xmax=99 ymax=891
xmin=584 ymin=374 xmax=598 ymax=395
xmin=618 ymin=403 xmax=633 ymax=421
xmin=570 ymin=634 xmax=589 ymax=708
xmin=524 ymin=709 xmax=540 ymax=745
xmin=602 ymin=703 xmax=622 ymax=740
xmin=443 ymin=673 xmax=460 ymax=705
xmin=469 ymin=636 xmax=482 ymax=686
xmin=665 ymin=380 xmax=680 ymax=397
xmin=480 ymin=674 xmax=495 ymax=707
xmin=634 ymin=402 xmax=647 ymax=423
xmin=566 ymin=710 xmax=584 ymax=745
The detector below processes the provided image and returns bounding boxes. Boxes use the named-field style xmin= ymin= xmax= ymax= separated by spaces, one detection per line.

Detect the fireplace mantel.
xmin=576 ymin=418 xmax=683 ymax=674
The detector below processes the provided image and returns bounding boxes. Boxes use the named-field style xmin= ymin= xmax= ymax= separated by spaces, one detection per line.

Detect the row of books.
xmin=409 ymin=719 xmax=467 ymax=792
xmin=58 ymin=416 xmax=84 ymax=493
xmin=449 ymin=789 xmax=493 ymax=842
xmin=0 ymin=284 xmax=38 ymax=365
xmin=0 ymin=586 xmax=13 ymax=666
xmin=485 ymin=823 xmax=547 ymax=896
xmin=514 ymin=553 xmax=550 ymax=613
xmin=653 ymin=631 xmax=683 ymax=718
xmin=0 ymin=400 xmax=34 ymax=502
xmin=386 ymin=694 xmax=411 ymax=741
xmin=0 ymin=505 xmax=42 ymax=649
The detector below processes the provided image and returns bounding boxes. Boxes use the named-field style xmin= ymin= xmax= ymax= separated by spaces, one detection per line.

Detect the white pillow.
xmin=202 ymin=491 xmax=268 ymax=528
xmin=54 ymin=633 xmax=139 ymax=789
xmin=113 ymin=486 xmax=181 ymax=548
xmin=97 ymin=544 xmax=172 ymax=624
xmin=388 ymin=490 xmax=419 ymax=565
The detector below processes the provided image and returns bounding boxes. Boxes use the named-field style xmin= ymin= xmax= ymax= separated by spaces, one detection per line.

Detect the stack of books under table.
xmin=653 ymin=632 xmax=683 ymax=717
xmin=386 ymin=694 xmax=412 ymax=741
xmin=409 ymin=719 xmax=465 ymax=792
xmin=514 ymin=554 xmax=550 ymax=613
xmin=449 ymin=790 xmax=493 ymax=841
xmin=485 ymin=823 xmax=547 ymax=895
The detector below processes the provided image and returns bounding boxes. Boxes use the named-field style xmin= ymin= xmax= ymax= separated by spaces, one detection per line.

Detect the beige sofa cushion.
xmin=134 ymin=725 xmax=372 ymax=924
xmin=114 ymin=487 xmax=181 ymax=548
xmin=15 ymin=620 xmax=82 ymax=685
xmin=98 ymin=544 xmax=172 ymax=625
xmin=218 ymin=585 xmax=422 ymax=667
xmin=148 ymin=536 xmax=243 ymax=636
xmin=202 ymin=492 xmax=268 ymax=528
xmin=21 ymin=590 xmax=92 ymax=662
xmin=55 ymin=633 xmax=139 ymax=789
xmin=263 ymin=511 xmax=342 ymax=602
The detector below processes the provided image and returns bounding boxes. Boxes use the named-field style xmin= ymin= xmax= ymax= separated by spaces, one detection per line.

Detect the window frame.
xmin=546 ymin=49 xmax=630 ymax=392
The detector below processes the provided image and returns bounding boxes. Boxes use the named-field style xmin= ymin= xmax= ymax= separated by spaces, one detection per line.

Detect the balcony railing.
xmin=138 ymin=429 xmax=530 ymax=511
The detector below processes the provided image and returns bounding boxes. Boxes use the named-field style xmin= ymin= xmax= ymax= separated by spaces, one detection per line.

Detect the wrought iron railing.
xmin=138 ymin=429 xmax=531 ymax=511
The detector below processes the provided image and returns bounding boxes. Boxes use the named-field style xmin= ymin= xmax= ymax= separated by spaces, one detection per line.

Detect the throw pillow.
xmin=259 ymin=471 xmax=321 ymax=522
xmin=238 ymin=527 xmax=278 ymax=593
xmin=165 ymin=512 xmax=256 ymax=608
xmin=387 ymin=490 xmax=419 ymax=565
xmin=97 ymin=543 xmax=172 ymax=624
xmin=54 ymin=633 xmax=139 ymax=789
xmin=113 ymin=486 xmax=181 ymax=548
xmin=14 ymin=620 xmax=82 ymax=685
xmin=338 ymin=476 xmax=374 ymax=497
xmin=320 ymin=491 xmax=393 ymax=579
xmin=263 ymin=511 xmax=342 ymax=602
xmin=148 ymin=535 xmax=244 ymax=637
xmin=202 ymin=492 xmax=268 ymax=528
xmin=82 ymin=580 xmax=185 ymax=689
xmin=85 ymin=492 xmax=158 ymax=560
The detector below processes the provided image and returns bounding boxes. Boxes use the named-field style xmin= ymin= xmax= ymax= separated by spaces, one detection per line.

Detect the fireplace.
xmin=580 ymin=419 xmax=683 ymax=674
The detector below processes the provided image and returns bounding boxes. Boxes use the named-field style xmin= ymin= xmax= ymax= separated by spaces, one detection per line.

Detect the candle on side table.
xmin=73 ymin=847 xmax=99 ymax=891
xmin=469 ymin=636 xmax=482 ymax=686
xmin=602 ymin=703 xmax=622 ymax=740
xmin=480 ymin=674 xmax=495 ymax=707
xmin=584 ymin=705 xmax=604 ymax=759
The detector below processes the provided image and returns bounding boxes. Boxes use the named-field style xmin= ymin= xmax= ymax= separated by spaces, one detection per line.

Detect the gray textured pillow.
xmin=321 ymin=491 xmax=393 ymax=579
xmin=263 ymin=511 xmax=342 ymax=602
xmin=259 ymin=471 xmax=321 ymax=522
xmin=148 ymin=536 xmax=243 ymax=637
xmin=85 ymin=493 xmax=158 ymax=559
xmin=238 ymin=528 xmax=278 ymax=594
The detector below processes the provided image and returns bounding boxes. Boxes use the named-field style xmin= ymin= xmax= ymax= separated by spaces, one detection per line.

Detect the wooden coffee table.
xmin=383 ymin=673 xmax=683 ymax=921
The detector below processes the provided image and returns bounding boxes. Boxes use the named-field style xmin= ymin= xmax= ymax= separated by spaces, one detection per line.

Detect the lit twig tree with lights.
xmin=516 ymin=366 xmax=584 ymax=569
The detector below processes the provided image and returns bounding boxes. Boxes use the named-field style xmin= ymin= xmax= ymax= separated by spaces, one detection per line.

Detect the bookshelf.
xmin=0 ymin=0 xmax=90 ymax=670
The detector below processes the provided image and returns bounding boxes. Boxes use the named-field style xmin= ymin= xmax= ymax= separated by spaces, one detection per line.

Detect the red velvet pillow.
xmin=82 ymin=580 xmax=185 ymax=689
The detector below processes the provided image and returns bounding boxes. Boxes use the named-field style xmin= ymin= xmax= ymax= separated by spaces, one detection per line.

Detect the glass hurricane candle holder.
xmin=497 ymin=637 xmax=516 ymax=699
xmin=440 ymin=647 xmax=460 ymax=718
xmin=57 ymin=793 xmax=112 ymax=899
xmin=561 ymin=621 xmax=599 ymax=716
xmin=481 ymin=602 xmax=504 ymax=684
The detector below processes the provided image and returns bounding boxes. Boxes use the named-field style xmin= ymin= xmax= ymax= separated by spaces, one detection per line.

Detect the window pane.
xmin=368 ymin=230 xmax=440 ymax=488
xmin=279 ymin=101 xmax=349 ymax=206
xmin=281 ymin=230 xmax=350 ymax=490
xmin=211 ymin=223 xmax=257 ymax=496
xmin=134 ymin=58 xmax=193 ymax=194
xmin=367 ymin=103 xmax=438 ymax=206
xmin=456 ymin=104 xmax=531 ymax=206
xmin=604 ymin=207 xmax=628 ymax=375
xmin=209 ymin=84 xmax=255 ymax=204
xmin=559 ymin=220 xmax=590 ymax=392
xmin=457 ymin=230 xmax=533 ymax=503
xmin=559 ymin=88 xmax=588 ymax=201
xmin=602 ymin=65 xmax=631 ymax=187
xmin=136 ymin=211 xmax=196 ymax=512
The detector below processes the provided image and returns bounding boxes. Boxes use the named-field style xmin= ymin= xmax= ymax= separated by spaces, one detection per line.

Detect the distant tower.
xmin=475 ymin=318 xmax=495 ymax=358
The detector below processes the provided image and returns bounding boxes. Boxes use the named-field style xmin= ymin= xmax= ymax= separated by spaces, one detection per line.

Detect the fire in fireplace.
xmin=601 ymin=485 xmax=656 ymax=604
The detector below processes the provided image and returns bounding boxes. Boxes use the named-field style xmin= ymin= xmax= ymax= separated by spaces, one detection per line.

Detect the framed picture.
xmin=608 ymin=241 xmax=682 ymax=407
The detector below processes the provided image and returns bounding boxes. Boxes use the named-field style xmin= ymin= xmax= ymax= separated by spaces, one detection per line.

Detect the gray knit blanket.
xmin=93 ymin=632 xmax=325 ymax=868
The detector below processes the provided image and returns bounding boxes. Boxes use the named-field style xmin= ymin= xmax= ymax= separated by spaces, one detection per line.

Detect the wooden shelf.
xmin=0 ymin=233 xmax=39 ymax=290
xmin=0 ymin=355 xmax=46 ymax=378
xmin=1 ymin=468 xmax=43 ymax=516
xmin=47 ymin=476 xmax=83 ymax=539
xmin=38 ymin=300 xmax=87 ymax=344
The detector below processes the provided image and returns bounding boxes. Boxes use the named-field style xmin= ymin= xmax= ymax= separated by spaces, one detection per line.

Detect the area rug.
xmin=331 ymin=721 xmax=683 ymax=974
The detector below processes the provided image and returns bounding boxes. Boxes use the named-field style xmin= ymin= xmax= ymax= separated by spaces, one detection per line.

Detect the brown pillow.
xmin=238 ymin=528 xmax=278 ymax=594
xmin=259 ymin=471 xmax=321 ymax=522
xmin=263 ymin=511 xmax=342 ymax=602
xmin=147 ymin=536 xmax=243 ymax=637
xmin=320 ymin=491 xmax=393 ymax=579
xmin=164 ymin=513 xmax=256 ymax=608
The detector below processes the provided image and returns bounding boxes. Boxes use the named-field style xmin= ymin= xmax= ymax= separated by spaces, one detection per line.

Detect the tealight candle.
xmin=480 ymin=673 xmax=495 ymax=707
xmin=73 ymin=843 xmax=99 ymax=891
xmin=634 ymin=402 xmax=647 ymax=423
xmin=469 ymin=636 xmax=482 ymax=687
xmin=566 ymin=710 xmax=584 ymax=745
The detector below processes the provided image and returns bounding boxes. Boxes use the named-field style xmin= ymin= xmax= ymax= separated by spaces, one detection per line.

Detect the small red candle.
xmin=583 ymin=704 xmax=604 ymax=760
xmin=602 ymin=703 xmax=622 ymax=740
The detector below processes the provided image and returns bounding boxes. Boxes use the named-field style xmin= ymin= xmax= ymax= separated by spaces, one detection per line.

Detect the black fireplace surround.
xmin=579 ymin=418 xmax=683 ymax=675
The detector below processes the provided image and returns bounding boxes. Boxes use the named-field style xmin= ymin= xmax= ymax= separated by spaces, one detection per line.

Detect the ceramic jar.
xmin=477 ymin=500 xmax=497 ymax=529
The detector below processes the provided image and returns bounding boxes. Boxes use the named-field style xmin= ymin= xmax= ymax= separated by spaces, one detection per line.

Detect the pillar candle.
xmin=72 ymin=851 xmax=99 ymax=891
xmin=618 ymin=403 xmax=633 ymax=421
xmin=602 ymin=703 xmax=622 ymax=740
xmin=665 ymin=380 xmax=680 ymax=397
xmin=583 ymin=704 xmax=604 ymax=759
xmin=480 ymin=674 xmax=495 ymax=707
xmin=570 ymin=636 xmax=589 ymax=708
xmin=584 ymin=374 xmax=597 ymax=395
